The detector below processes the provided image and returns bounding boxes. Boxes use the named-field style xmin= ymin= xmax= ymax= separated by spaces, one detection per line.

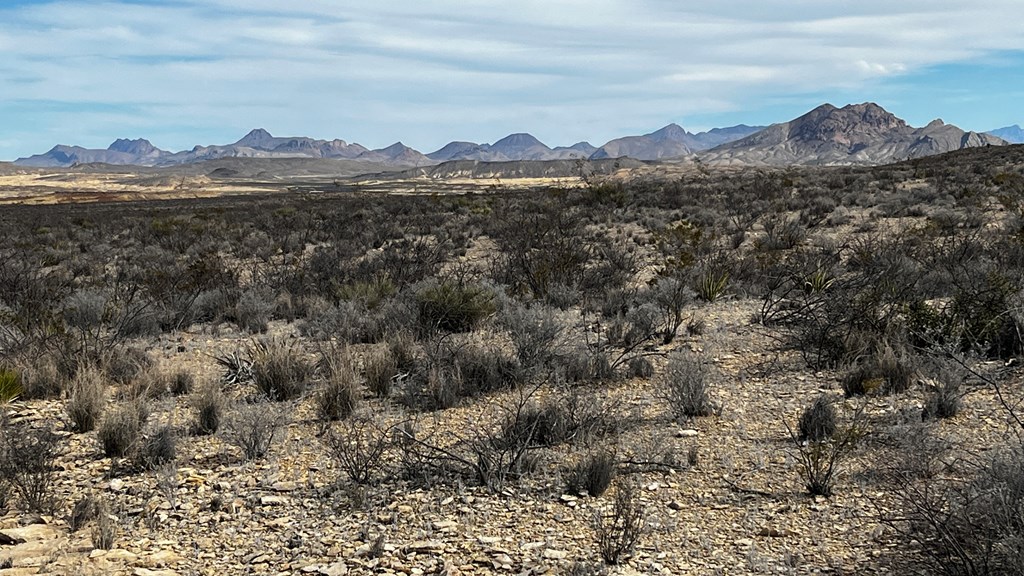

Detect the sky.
xmin=1 ymin=0 xmax=1023 ymax=160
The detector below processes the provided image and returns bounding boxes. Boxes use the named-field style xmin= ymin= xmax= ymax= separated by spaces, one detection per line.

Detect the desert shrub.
xmin=0 ymin=368 xmax=22 ymax=404
xmin=62 ymin=288 xmax=107 ymax=332
xmin=787 ymin=404 xmax=866 ymax=497
xmin=98 ymin=402 xmax=146 ymax=458
xmin=923 ymin=379 xmax=963 ymax=421
xmin=659 ymin=349 xmax=714 ymax=420
xmin=545 ymin=282 xmax=582 ymax=310
xmin=565 ymin=451 xmax=617 ymax=497
xmin=66 ymin=365 xmax=106 ymax=433
xmin=501 ymin=302 xmax=563 ymax=373
xmin=490 ymin=202 xmax=591 ymax=298
xmin=364 ymin=347 xmax=399 ymax=398
xmin=798 ymin=395 xmax=837 ymax=442
xmin=594 ymin=480 xmax=646 ymax=565
xmin=756 ymin=215 xmax=806 ymax=251
xmin=91 ymin=498 xmax=116 ymax=550
xmin=646 ymin=277 xmax=695 ymax=344
xmin=472 ymin=411 xmax=542 ymax=490
xmin=897 ymin=445 xmax=1024 ymax=576
xmin=454 ymin=344 xmax=521 ymax=395
xmin=415 ymin=280 xmax=496 ymax=334
xmin=191 ymin=381 xmax=225 ymax=436
xmin=223 ymin=397 xmax=288 ymax=460
xmin=315 ymin=349 xmax=361 ymax=422
xmin=232 ymin=287 xmax=275 ymax=334
xmin=300 ymin=299 xmax=385 ymax=344
xmin=949 ymin=271 xmax=1022 ymax=359
xmin=68 ymin=494 xmax=99 ymax=532
xmin=323 ymin=411 xmax=392 ymax=485
xmin=17 ymin=356 xmax=62 ymax=399
xmin=841 ymin=343 xmax=918 ymax=397
xmin=137 ymin=424 xmax=176 ymax=470
xmin=102 ymin=346 xmax=152 ymax=385
xmin=0 ymin=424 xmax=60 ymax=513
xmin=560 ymin=347 xmax=616 ymax=384
xmin=626 ymin=356 xmax=654 ymax=379
xmin=414 ymin=363 xmax=463 ymax=411
xmin=248 ymin=338 xmax=312 ymax=401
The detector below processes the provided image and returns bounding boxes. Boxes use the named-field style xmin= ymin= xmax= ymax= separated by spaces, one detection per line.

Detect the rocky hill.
xmin=374 ymin=157 xmax=644 ymax=180
xmin=589 ymin=124 xmax=763 ymax=161
xmin=700 ymin=103 xmax=1005 ymax=165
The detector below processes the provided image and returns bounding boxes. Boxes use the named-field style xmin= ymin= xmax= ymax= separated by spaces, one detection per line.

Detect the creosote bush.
xmin=224 ymin=397 xmax=288 ymax=460
xmin=415 ymin=280 xmax=496 ymax=334
xmin=0 ymin=424 xmax=60 ymax=513
xmin=594 ymin=480 xmax=646 ymax=565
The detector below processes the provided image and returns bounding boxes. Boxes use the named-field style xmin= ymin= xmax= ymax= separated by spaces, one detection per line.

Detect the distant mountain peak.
xmin=235 ymin=128 xmax=276 ymax=148
xmin=789 ymin=101 xmax=906 ymax=145
xmin=493 ymin=133 xmax=544 ymax=149
xmin=648 ymin=123 xmax=692 ymax=143
xmin=108 ymin=138 xmax=159 ymax=155
xmin=702 ymin=102 xmax=1003 ymax=166
xmin=988 ymin=124 xmax=1024 ymax=144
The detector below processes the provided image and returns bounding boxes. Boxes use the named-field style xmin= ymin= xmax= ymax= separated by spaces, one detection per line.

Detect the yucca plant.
xmin=0 ymin=369 xmax=23 ymax=405
xmin=696 ymin=271 xmax=729 ymax=303
xmin=804 ymin=266 xmax=835 ymax=294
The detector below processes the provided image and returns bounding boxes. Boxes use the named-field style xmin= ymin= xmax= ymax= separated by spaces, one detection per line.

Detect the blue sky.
xmin=1 ymin=0 xmax=1023 ymax=160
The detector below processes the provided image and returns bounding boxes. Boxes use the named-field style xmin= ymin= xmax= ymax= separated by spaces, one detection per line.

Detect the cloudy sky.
xmin=1 ymin=0 xmax=1023 ymax=159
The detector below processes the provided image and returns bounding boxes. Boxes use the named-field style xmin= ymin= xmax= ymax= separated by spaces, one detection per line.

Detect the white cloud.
xmin=1 ymin=0 xmax=1023 ymax=157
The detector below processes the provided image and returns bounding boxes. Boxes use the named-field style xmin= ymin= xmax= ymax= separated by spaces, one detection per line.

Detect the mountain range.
xmin=988 ymin=125 xmax=1024 ymax=144
xmin=701 ymin=103 xmax=1006 ymax=166
xmin=13 ymin=103 xmax=1014 ymax=169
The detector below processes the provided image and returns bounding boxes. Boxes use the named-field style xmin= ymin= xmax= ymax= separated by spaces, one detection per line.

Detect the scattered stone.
xmin=542 ymin=549 xmax=568 ymax=560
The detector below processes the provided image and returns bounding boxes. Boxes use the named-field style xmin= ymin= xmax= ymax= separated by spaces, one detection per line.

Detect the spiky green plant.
xmin=696 ymin=271 xmax=729 ymax=303
xmin=0 ymin=369 xmax=23 ymax=405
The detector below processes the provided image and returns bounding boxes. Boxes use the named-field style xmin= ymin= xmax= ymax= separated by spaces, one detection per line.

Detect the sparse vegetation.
xmin=1 ymin=146 xmax=1023 ymax=571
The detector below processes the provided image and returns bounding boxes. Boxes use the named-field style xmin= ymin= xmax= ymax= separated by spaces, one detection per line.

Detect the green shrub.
xmin=0 ymin=368 xmax=22 ymax=404
xmin=415 ymin=280 xmax=496 ymax=334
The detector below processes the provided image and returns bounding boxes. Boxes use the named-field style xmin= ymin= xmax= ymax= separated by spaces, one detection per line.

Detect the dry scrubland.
xmin=1 ymin=146 xmax=1024 ymax=575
